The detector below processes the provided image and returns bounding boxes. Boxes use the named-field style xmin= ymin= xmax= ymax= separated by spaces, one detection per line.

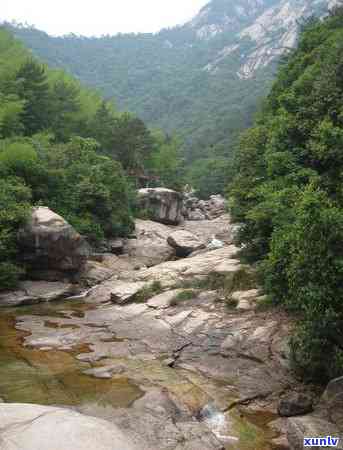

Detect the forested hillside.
xmin=6 ymin=0 xmax=335 ymax=162
xmin=0 ymin=27 xmax=182 ymax=289
xmin=229 ymin=7 xmax=343 ymax=382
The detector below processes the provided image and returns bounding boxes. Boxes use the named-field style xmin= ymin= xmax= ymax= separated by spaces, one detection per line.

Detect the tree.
xmin=0 ymin=93 xmax=24 ymax=138
xmin=90 ymin=101 xmax=117 ymax=151
xmin=50 ymin=77 xmax=81 ymax=141
xmin=15 ymin=59 xmax=51 ymax=135
xmin=148 ymin=131 xmax=184 ymax=190
xmin=110 ymin=113 xmax=153 ymax=172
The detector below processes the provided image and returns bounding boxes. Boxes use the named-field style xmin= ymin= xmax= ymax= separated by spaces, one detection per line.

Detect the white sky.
xmin=1 ymin=0 xmax=209 ymax=36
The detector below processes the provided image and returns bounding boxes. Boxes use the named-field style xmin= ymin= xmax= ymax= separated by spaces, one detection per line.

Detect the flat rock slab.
xmin=0 ymin=403 xmax=138 ymax=450
xmin=0 ymin=281 xmax=76 ymax=307
xmin=135 ymin=245 xmax=241 ymax=287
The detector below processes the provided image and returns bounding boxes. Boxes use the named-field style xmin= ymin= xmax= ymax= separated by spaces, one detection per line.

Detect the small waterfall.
xmin=68 ymin=285 xmax=97 ymax=300
xmin=199 ymin=403 xmax=239 ymax=444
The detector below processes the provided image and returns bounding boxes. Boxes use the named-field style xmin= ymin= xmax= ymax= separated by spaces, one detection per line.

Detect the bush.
xmin=170 ymin=289 xmax=198 ymax=306
xmin=0 ymin=176 xmax=32 ymax=290
xmin=37 ymin=137 xmax=135 ymax=241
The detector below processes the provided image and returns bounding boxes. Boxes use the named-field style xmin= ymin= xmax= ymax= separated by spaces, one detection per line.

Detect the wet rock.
xmin=137 ymin=188 xmax=183 ymax=225
xmin=18 ymin=207 xmax=89 ymax=276
xmin=287 ymin=416 xmax=343 ymax=450
xmin=83 ymin=363 xmax=126 ymax=379
xmin=110 ymin=389 xmax=224 ymax=450
xmin=0 ymin=403 xmax=139 ymax=450
xmin=124 ymin=219 xmax=175 ymax=267
xmin=278 ymin=393 xmax=313 ymax=417
xmin=0 ymin=281 xmax=76 ymax=307
xmin=167 ymin=230 xmax=205 ymax=257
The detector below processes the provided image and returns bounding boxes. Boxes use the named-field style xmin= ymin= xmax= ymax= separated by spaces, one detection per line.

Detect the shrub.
xmin=170 ymin=289 xmax=198 ymax=306
xmin=0 ymin=176 xmax=32 ymax=290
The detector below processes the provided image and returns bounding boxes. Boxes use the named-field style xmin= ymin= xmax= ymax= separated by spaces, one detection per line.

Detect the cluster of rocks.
xmin=182 ymin=192 xmax=227 ymax=221
xmin=137 ymin=187 xmax=227 ymax=224
xmin=0 ymin=189 xmax=230 ymax=306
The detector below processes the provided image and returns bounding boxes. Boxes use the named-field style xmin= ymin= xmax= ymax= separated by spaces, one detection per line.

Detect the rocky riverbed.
xmin=0 ymin=205 xmax=341 ymax=449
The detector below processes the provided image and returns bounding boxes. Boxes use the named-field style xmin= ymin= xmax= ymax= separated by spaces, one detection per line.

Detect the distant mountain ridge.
xmin=5 ymin=0 xmax=342 ymax=160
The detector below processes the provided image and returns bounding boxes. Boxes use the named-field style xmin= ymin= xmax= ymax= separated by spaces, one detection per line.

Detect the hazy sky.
xmin=1 ymin=0 xmax=209 ymax=36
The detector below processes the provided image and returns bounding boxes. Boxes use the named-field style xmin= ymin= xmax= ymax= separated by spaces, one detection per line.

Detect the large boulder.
xmin=287 ymin=416 xmax=343 ymax=450
xmin=18 ymin=207 xmax=89 ymax=275
xmin=0 ymin=403 xmax=138 ymax=450
xmin=167 ymin=230 xmax=205 ymax=257
xmin=208 ymin=195 xmax=227 ymax=218
xmin=137 ymin=188 xmax=183 ymax=225
xmin=321 ymin=376 xmax=343 ymax=427
xmin=124 ymin=219 xmax=175 ymax=267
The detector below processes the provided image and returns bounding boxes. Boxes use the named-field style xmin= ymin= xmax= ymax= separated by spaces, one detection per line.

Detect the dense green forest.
xmin=6 ymin=0 xmax=277 ymax=163
xmin=0 ymin=27 xmax=183 ymax=289
xmin=229 ymin=8 xmax=343 ymax=382
xmin=7 ymin=0 xmax=332 ymax=197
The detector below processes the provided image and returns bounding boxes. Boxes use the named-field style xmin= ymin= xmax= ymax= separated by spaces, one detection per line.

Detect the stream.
xmin=0 ymin=216 xmax=292 ymax=449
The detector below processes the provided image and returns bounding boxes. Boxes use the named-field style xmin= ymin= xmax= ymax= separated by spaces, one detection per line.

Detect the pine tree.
xmin=15 ymin=59 xmax=51 ymax=135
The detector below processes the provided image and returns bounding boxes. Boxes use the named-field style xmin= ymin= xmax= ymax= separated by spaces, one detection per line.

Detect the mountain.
xmin=5 ymin=0 xmax=341 ymax=161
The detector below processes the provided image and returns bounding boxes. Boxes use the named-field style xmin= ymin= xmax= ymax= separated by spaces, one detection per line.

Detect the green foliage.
xmin=147 ymin=131 xmax=184 ymax=190
xmin=134 ymin=281 xmax=163 ymax=303
xmin=0 ymin=177 xmax=31 ymax=288
xmin=174 ymin=267 xmax=256 ymax=299
xmin=6 ymin=5 xmax=276 ymax=163
xmin=229 ymin=12 xmax=343 ymax=382
xmin=0 ymin=27 xmax=168 ymax=290
xmin=26 ymin=136 xmax=134 ymax=241
xmin=0 ymin=93 xmax=24 ymax=138
xmin=187 ymin=157 xmax=232 ymax=199
xmin=15 ymin=59 xmax=51 ymax=135
xmin=170 ymin=289 xmax=198 ymax=306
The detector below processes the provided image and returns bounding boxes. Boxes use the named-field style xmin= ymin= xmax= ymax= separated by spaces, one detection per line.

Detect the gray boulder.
xmin=287 ymin=416 xmax=343 ymax=450
xmin=124 ymin=219 xmax=175 ymax=267
xmin=167 ymin=230 xmax=205 ymax=257
xmin=137 ymin=188 xmax=183 ymax=225
xmin=0 ymin=403 xmax=138 ymax=450
xmin=18 ymin=207 xmax=89 ymax=275
xmin=187 ymin=208 xmax=206 ymax=221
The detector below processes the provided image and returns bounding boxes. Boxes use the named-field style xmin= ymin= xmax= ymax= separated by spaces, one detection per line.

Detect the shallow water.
xmin=0 ymin=301 xmax=144 ymax=408
xmin=0 ymin=299 xmax=281 ymax=450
